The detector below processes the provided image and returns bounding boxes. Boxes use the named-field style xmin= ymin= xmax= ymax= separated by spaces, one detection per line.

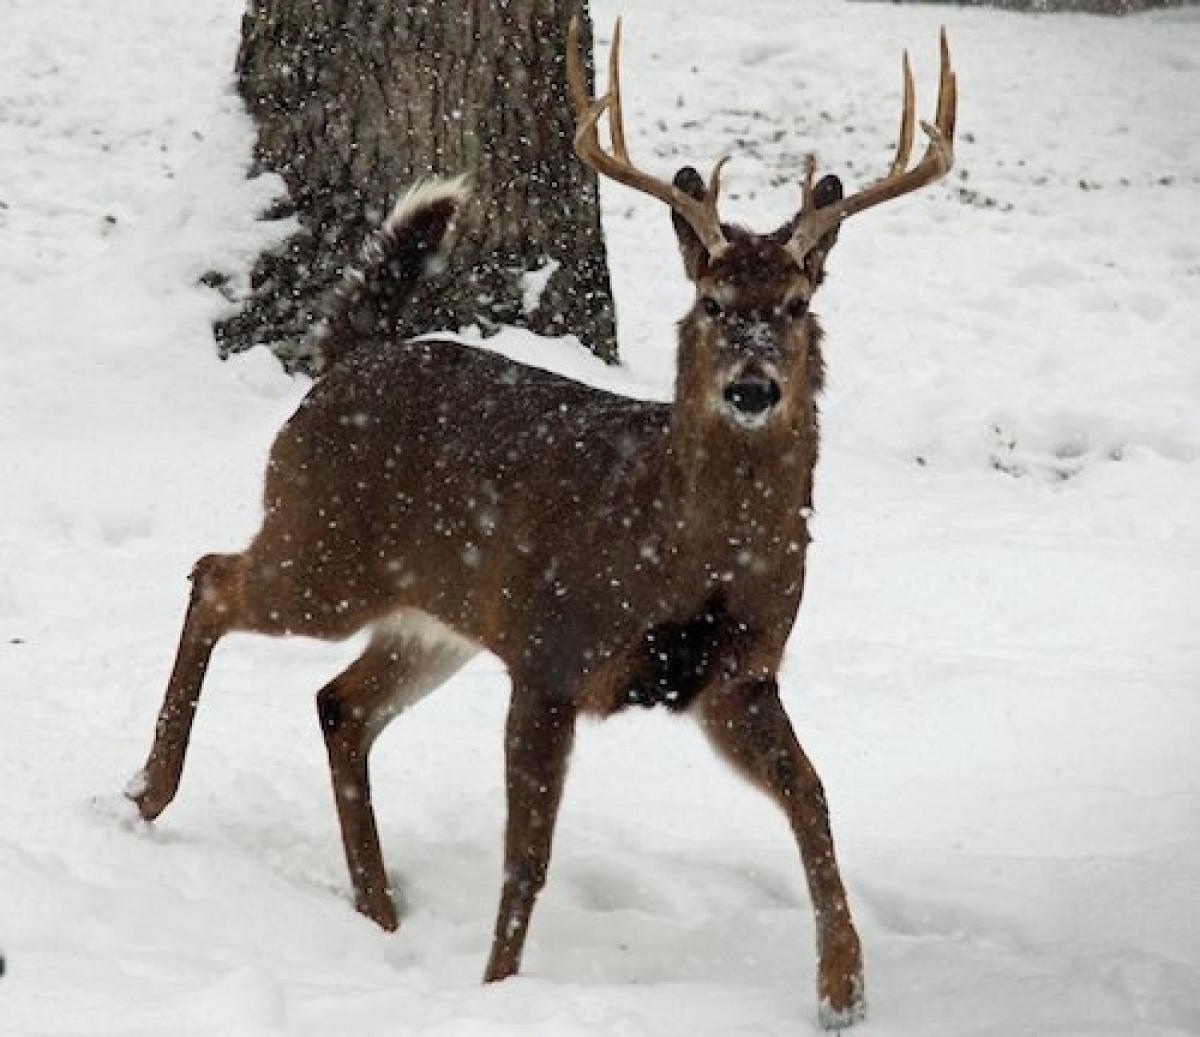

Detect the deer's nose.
xmin=723 ymin=374 xmax=781 ymax=417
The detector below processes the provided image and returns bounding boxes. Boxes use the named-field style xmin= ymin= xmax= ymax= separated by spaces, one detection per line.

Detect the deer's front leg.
xmin=699 ymin=677 xmax=865 ymax=1030
xmin=483 ymin=688 xmax=576 ymax=983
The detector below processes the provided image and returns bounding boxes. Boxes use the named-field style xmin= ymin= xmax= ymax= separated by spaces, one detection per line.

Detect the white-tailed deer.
xmin=129 ymin=18 xmax=955 ymax=1029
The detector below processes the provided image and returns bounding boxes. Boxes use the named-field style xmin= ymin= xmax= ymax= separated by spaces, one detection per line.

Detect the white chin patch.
xmin=722 ymin=404 xmax=773 ymax=431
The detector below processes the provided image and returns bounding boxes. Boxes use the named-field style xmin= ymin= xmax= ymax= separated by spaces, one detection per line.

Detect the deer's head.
xmin=667 ymin=165 xmax=843 ymax=432
xmin=567 ymin=18 xmax=956 ymax=435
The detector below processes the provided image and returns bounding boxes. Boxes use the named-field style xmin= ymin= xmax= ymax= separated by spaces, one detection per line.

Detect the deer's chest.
xmin=575 ymin=563 xmax=799 ymax=718
xmin=615 ymin=592 xmax=748 ymax=713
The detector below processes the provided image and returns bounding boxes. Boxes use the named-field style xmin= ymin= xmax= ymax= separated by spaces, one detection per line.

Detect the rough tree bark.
xmin=218 ymin=0 xmax=618 ymax=372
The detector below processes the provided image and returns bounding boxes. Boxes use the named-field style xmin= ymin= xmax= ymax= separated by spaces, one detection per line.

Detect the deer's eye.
xmin=784 ymin=297 xmax=809 ymax=320
xmin=701 ymin=296 xmax=723 ymax=319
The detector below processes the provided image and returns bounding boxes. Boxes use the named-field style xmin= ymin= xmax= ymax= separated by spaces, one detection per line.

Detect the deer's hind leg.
xmin=317 ymin=610 xmax=478 ymax=930
xmin=130 ymin=552 xmax=247 ymax=821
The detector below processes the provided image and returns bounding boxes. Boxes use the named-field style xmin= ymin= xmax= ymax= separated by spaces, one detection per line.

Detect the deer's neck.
xmin=661 ymin=397 xmax=818 ymax=559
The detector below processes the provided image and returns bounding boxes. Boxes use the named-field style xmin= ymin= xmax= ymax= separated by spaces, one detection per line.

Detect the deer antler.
xmin=787 ymin=29 xmax=957 ymax=265
xmin=566 ymin=16 xmax=731 ymax=259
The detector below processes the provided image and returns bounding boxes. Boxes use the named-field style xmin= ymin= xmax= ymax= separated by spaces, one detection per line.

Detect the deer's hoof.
xmin=482 ymin=958 xmax=518 ymax=984
xmin=125 ymin=769 xmax=169 ymax=822
xmin=817 ymin=948 xmax=865 ymax=1029
xmin=356 ymin=895 xmax=399 ymax=932
xmin=818 ymin=988 xmax=867 ymax=1031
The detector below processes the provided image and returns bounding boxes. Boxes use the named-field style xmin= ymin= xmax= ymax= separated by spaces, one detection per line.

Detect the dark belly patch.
xmin=617 ymin=594 xmax=744 ymax=713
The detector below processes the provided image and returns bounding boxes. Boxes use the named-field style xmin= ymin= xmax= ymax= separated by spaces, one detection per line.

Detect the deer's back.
xmin=251 ymin=338 xmax=672 ymax=651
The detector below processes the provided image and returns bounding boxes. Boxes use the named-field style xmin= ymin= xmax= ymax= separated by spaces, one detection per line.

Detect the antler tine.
xmin=708 ymin=154 xmax=731 ymax=202
xmin=889 ymin=51 xmax=915 ymax=179
xmin=607 ymin=18 xmax=628 ymax=162
xmin=800 ymin=152 xmax=816 ymax=218
xmin=566 ymin=16 xmax=730 ymax=258
xmin=936 ymin=27 xmax=957 ymax=149
xmin=786 ymin=29 xmax=957 ymax=265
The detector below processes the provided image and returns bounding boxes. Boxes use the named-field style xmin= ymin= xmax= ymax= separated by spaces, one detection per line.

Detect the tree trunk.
xmin=218 ymin=0 xmax=618 ymax=373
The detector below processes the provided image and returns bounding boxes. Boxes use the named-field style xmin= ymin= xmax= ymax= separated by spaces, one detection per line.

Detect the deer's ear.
xmin=813 ymin=172 xmax=844 ymax=211
xmin=774 ymin=173 xmax=844 ymax=284
xmin=671 ymin=166 xmax=710 ymax=281
xmin=804 ymin=174 xmax=843 ymax=283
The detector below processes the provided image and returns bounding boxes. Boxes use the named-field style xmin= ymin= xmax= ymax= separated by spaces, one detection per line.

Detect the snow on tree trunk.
xmin=218 ymin=0 xmax=618 ymax=371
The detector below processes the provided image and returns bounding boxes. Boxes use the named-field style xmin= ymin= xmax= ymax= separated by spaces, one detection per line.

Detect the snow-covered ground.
xmin=2 ymin=0 xmax=1199 ymax=1033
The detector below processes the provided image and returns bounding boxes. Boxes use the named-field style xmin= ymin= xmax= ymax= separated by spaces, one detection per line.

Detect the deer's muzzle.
xmin=722 ymin=370 xmax=782 ymax=427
